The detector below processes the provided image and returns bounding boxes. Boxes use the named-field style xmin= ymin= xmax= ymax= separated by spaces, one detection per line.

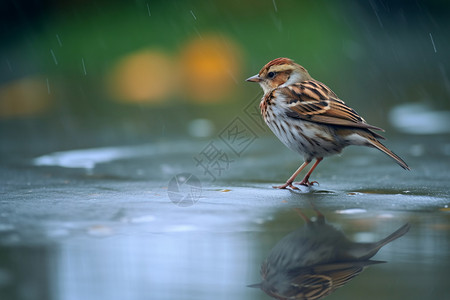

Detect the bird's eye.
xmin=267 ymin=72 xmax=275 ymax=78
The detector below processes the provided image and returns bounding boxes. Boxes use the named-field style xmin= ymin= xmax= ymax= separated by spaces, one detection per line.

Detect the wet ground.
xmin=0 ymin=134 xmax=449 ymax=300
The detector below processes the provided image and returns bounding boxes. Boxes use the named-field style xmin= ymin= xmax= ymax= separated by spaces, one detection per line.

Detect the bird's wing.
xmin=289 ymin=273 xmax=333 ymax=299
xmin=279 ymin=81 xmax=385 ymax=134
xmin=284 ymin=261 xmax=382 ymax=299
xmin=310 ymin=262 xmax=365 ymax=288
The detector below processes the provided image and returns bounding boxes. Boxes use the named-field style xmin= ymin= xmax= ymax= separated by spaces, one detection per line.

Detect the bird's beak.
xmin=246 ymin=74 xmax=262 ymax=82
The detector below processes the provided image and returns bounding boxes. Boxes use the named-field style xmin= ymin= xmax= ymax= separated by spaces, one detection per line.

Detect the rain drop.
xmin=190 ymin=10 xmax=197 ymax=20
xmin=82 ymin=58 xmax=87 ymax=75
xmin=147 ymin=3 xmax=151 ymax=16
xmin=56 ymin=34 xmax=62 ymax=47
xmin=50 ymin=49 xmax=58 ymax=65
xmin=429 ymin=33 xmax=437 ymax=53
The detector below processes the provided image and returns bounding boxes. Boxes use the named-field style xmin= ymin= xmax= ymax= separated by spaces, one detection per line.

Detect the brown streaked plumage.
xmin=246 ymin=57 xmax=410 ymax=189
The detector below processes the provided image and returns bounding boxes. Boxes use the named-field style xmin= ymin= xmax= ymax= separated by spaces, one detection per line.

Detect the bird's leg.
xmin=273 ymin=161 xmax=310 ymax=190
xmin=295 ymin=158 xmax=323 ymax=186
xmin=309 ymin=201 xmax=325 ymax=223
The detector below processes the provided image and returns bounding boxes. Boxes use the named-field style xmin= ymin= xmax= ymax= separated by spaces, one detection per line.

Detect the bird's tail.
xmin=375 ymin=223 xmax=411 ymax=249
xmin=354 ymin=223 xmax=410 ymax=260
xmin=366 ymin=137 xmax=410 ymax=170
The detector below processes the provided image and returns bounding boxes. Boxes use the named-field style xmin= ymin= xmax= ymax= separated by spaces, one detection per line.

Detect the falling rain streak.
xmin=147 ymin=3 xmax=151 ymax=16
xmin=82 ymin=58 xmax=87 ymax=75
xmin=190 ymin=10 xmax=197 ymax=20
xmin=194 ymin=27 xmax=203 ymax=39
xmin=56 ymin=34 xmax=62 ymax=47
xmin=50 ymin=49 xmax=58 ymax=65
xmin=272 ymin=0 xmax=278 ymax=12
xmin=429 ymin=33 xmax=437 ymax=53
xmin=46 ymin=78 xmax=51 ymax=94
xmin=369 ymin=0 xmax=383 ymax=28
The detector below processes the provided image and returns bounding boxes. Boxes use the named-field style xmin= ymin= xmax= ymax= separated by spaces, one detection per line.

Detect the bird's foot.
xmin=273 ymin=181 xmax=299 ymax=190
xmin=294 ymin=180 xmax=319 ymax=187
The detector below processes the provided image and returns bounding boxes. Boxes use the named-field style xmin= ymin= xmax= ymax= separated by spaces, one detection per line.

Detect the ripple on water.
xmin=347 ymin=188 xmax=429 ymax=196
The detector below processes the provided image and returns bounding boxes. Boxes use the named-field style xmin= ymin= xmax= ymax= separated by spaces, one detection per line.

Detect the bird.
xmin=246 ymin=58 xmax=410 ymax=189
xmin=248 ymin=208 xmax=410 ymax=300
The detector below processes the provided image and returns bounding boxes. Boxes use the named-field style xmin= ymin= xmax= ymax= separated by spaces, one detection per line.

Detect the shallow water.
xmin=0 ymin=135 xmax=449 ymax=300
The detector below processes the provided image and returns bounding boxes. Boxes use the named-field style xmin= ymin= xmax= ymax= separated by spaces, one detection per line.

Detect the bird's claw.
xmin=294 ymin=180 xmax=319 ymax=187
xmin=273 ymin=182 xmax=299 ymax=190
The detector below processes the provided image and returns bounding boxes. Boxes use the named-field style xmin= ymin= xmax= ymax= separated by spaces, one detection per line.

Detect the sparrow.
xmin=248 ymin=208 xmax=410 ymax=300
xmin=246 ymin=58 xmax=410 ymax=189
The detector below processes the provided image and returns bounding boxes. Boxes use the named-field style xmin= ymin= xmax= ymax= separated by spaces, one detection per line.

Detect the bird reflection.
xmin=249 ymin=208 xmax=410 ymax=300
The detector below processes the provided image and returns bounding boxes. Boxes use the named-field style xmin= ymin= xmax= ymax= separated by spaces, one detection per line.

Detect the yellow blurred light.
xmin=179 ymin=35 xmax=242 ymax=103
xmin=0 ymin=77 xmax=53 ymax=119
xmin=107 ymin=50 xmax=174 ymax=103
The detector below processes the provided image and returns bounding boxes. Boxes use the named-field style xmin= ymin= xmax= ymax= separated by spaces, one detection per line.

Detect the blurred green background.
xmin=1 ymin=0 xmax=449 ymax=156
xmin=1 ymin=2 xmax=450 ymax=300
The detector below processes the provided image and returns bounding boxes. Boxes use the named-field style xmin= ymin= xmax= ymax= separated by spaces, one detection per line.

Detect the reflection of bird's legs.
xmin=294 ymin=208 xmax=311 ymax=224
xmin=309 ymin=200 xmax=325 ymax=223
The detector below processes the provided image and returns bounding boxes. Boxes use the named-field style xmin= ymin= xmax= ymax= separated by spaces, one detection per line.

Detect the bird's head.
xmin=246 ymin=58 xmax=311 ymax=93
